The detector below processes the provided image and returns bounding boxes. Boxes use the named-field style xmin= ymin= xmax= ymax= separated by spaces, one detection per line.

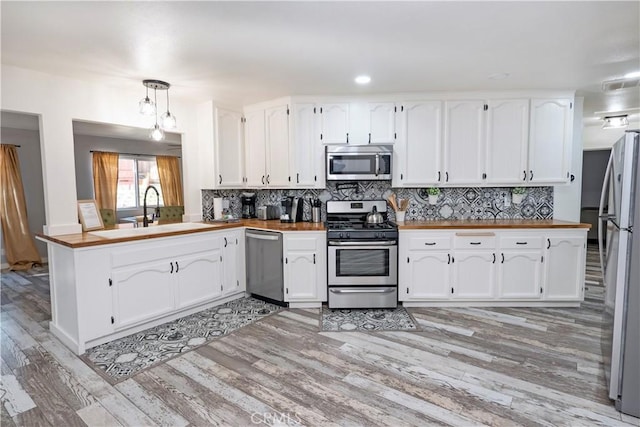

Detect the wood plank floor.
xmin=2 ymin=246 xmax=639 ymax=426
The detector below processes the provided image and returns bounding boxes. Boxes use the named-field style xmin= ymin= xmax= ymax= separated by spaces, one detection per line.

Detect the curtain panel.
xmin=156 ymin=155 xmax=183 ymax=206
xmin=0 ymin=144 xmax=42 ymax=270
xmin=92 ymin=151 xmax=119 ymax=212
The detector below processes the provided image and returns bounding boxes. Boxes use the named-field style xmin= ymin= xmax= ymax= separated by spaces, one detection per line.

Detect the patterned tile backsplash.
xmin=202 ymin=182 xmax=553 ymax=222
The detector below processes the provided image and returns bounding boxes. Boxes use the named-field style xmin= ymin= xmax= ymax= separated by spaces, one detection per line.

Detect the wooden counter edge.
xmin=397 ymin=220 xmax=591 ymax=230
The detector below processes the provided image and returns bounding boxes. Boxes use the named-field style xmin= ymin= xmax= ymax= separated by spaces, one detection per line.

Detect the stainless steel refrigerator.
xmin=599 ymin=130 xmax=639 ymax=417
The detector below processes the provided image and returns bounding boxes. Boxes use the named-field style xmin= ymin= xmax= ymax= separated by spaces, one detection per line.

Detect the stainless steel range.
xmin=326 ymin=200 xmax=398 ymax=309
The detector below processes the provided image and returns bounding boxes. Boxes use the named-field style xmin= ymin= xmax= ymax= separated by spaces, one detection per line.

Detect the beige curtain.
xmin=92 ymin=151 xmax=119 ymax=211
xmin=0 ymin=144 xmax=42 ymax=270
xmin=156 ymin=155 xmax=183 ymax=206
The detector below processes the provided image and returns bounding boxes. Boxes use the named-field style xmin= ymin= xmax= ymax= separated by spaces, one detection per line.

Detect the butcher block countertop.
xmin=36 ymin=219 xmax=325 ymax=249
xmin=397 ymin=219 xmax=591 ymax=230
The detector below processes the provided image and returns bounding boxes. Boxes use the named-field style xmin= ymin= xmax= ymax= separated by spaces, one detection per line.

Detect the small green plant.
xmin=512 ymin=187 xmax=526 ymax=195
xmin=427 ymin=187 xmax=441 ymax=196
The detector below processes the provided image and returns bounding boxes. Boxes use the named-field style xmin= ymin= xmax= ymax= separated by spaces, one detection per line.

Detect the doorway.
xmin=581 ymin=149 xmax=611 ymax=243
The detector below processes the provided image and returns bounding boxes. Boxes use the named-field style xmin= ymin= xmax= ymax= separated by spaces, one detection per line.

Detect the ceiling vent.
xmin=602 ymin=77 xmax=640 ymax=91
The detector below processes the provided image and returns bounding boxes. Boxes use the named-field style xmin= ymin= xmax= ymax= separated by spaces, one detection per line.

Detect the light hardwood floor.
xmin=1 ymin=247 xmax=639 ymax=426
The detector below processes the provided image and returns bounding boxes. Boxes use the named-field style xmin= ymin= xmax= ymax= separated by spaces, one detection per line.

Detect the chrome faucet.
xmin=142 ymin=185 xmax=160 ymax=227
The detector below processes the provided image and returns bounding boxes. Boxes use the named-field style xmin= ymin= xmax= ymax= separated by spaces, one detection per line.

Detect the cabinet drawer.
xmin=408 ymin=236 xmax=451 ymax=250
xmin=500 ymin=236 xmax=542 ymax=249
xmin=454 ymin=233 xmax=496 ymax=249
xmin=286 ymin=236 xmax=318 ymax=251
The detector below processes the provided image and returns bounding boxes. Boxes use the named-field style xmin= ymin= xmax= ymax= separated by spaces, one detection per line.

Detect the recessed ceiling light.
xmin=602 ymin=115 xmax=629 ymax=129
xmin=624 ymin=71 xmax=640 ymax=79
xmin=488 ymin=73 xmax=510 ymax=80
xmin=355 ymin=75 xmax=371 ymax=85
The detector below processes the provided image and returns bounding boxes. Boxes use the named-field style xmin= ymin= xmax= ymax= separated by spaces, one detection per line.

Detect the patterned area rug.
xmin=321 ymin=306 xmax=419 ymax=332
xmin=82 ymin=297 xmax=281 ymax=384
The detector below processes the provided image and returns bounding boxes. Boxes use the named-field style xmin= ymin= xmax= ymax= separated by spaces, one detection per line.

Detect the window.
xmin=116 ymin=156 xmax=164 ymax=209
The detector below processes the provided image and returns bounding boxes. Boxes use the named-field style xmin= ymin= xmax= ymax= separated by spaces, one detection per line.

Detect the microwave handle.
xmin=375 ymin=154 xmax=380 ymax=176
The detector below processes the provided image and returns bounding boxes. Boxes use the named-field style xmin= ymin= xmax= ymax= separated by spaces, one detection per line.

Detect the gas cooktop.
xmin=326 ymin=220 xmax=397 ymax=231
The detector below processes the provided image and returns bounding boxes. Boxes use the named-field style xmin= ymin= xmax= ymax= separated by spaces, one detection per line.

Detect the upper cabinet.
xmin=264 ymin=104 xmax=291 ymax=187
xmin=214 ymin=108 xmax=245 ymax=188
xmin=290 ymin=103 xmax=324 ymax=188
xmin=443 ymin=100 xmax=486 ymax=185
xmin=394 ymin=101 xmax=443 ymax=186
xmin=320 ymin=103 xmax=349 ymax=144
xmin=367 ymin=102 xmax=397 ymax=144
xmin=528 ymin=99 xmax=573 ymax=184
xmin=244 ymin=109 xmax=267 ymax=188
xmin=485 ymin=99 xmax=530 ymax=185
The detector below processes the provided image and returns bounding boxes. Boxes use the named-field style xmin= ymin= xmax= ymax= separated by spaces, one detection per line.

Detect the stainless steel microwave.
xmin=326 ymin=145 xmax=392 ymax=181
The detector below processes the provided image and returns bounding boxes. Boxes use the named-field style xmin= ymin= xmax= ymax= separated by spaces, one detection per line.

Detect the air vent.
xmin=602 ymin=77 xmax=640 ymax=92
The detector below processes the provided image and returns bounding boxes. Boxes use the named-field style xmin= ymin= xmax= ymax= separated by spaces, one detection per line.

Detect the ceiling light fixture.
xmin=602 ymin=115 xmax=629 ymax=129
xmin=355 ymin=75 xmax=371 ymax=85
xmin=488 ymin=73 xmax=510 ymax=80
xmin=139 ymin=79 xmax=177 ymax=141
xmin=624 ymin=71 xmax=640 ymax=79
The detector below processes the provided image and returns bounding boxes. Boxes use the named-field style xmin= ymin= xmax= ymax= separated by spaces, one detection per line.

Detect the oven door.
xmin=328 ymin=240 xmax=397 ymax=285
xmin=326 ymin=153 xmax=392 ymax=180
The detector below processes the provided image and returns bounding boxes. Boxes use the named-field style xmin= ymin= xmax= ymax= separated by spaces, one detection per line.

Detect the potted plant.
xmin=512 ymin=187 xmax=526 ymax=204
xmin=427 ymin=187 xmax=440 ymax=205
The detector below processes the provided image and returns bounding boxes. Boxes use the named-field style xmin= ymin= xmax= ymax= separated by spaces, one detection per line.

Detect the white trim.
xmin=402 ymin=301 xmax=581 ymax=308
xmin=49 ymin=322 xmax=84 ymax=355
xmin=288 ymin=302 xmax=322 ymax=308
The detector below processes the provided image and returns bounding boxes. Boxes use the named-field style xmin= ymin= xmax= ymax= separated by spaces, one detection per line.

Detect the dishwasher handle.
xmin=246 ymin=232 xmax=280 ymax=241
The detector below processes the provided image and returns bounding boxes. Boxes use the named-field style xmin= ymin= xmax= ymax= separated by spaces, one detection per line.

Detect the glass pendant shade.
xmin=160 ymin=111 xmax=177 ymax=129
xmin=139 ymin=96 xmax=155 ymax=116
xmin=150 ymin=124 xmax=165 ymax=141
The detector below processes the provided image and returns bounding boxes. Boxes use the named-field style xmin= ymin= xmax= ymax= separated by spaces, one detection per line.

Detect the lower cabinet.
xmin=175 ymin=250 xmax=223 ymax=309
xmin=222 ymin=229 xmax=246 ymax=296
xmin=283 ymin=232 xmax=326 ymax=303
xmin=400 ymin=228 xmax=587 ymax=305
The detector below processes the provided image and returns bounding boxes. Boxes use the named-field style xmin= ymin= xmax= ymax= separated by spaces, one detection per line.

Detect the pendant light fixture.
xmin=139 ymin=79 xmax=177 ymax=141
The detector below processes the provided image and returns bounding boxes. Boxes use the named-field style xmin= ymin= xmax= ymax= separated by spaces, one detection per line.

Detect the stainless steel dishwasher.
xmin=245 ymin=229 xmax=286 ymax=305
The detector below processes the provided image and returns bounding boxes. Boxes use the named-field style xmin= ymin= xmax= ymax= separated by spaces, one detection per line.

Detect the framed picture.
xmin=77 ymin=199 xmax=104 ymax=231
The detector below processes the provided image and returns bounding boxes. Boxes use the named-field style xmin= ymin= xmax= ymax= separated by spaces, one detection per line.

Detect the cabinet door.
xmin=111 ymin=260 xmax=175 ymax=329
xmin=368 ymin=102 xmax=396 ymax=144
xmin=528 ymin=99 xmax=573 ymax=183
xmin=485 ymin=99 xmax=529 ymax=185
xmin=544 ymin=236 xmax=585 ymax=300
xmin=444 ymin=101 xmax=485 ymax=184
xmin=175 ymin=249 xmax=223 ymax=309
xmin=395 ymin=101 xmax=443 ymax=186
xmin=452 ymin=251 xmax=495 ymax=298
xmin=402 ymin=251 xmax=451 ymax=300
xmin=284 ymin=251 xmax=318 ymax=301
xmin=290 ymin=103 xmax=322 ymax=188
xmin=320 ymin=103 xmax=349 ymax=144
xmin=265 ymin=105 xmax=290 ymax=187
xmin=497 ymin=250 xmax=543 ymax=299
xmin=215 ymin=108 xmax=244 ymax=188
xmin=222 ymin=231 xmax=244 ymax=295
xmin=244 ymin=109 xmax=266 ymax=187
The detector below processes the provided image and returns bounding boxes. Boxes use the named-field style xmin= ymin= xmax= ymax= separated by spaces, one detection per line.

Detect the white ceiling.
xmin=1 ymin=1 xmax=639 ymax=122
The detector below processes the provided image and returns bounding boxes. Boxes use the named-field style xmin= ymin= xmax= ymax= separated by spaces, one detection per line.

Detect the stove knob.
xmin=339 ymin=232 xmax=344 ymax=239
xmin=346 ymin=232 xmax=350 ymax=239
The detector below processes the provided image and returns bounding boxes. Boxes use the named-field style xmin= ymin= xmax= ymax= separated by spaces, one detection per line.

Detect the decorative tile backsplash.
xmin=202 ymin=182 xmax=553 ymax=222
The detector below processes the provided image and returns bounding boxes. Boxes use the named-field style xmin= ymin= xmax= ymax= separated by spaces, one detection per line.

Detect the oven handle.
xmin=328 ymin=240 xmax=397 ymax=246
xmin=329 ymin=288 xmax=396 ymax=294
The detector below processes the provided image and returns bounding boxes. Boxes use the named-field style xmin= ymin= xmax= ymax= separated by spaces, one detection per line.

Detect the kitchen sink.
xmin=88 ymin=222 xmax=214 ymax=239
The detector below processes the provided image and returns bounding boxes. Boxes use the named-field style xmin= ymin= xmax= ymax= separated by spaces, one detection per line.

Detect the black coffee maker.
xmin=241 ymin=193 xmax=256 ymax=218
xmin=281 ymin=196 xmax=303 ymax=223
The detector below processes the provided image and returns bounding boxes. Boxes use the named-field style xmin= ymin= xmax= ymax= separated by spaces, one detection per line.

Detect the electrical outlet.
xmin=503 ymin=194 xmax=511 ymax=207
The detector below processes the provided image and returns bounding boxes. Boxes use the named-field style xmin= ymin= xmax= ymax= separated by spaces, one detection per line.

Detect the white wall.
xmin=0 ymin=127 xmax=48 ymax=262
xmin=1 ymin=65 xmax=203 ymax=235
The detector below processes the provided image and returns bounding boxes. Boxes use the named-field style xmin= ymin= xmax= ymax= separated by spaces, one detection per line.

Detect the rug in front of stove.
xmin=321 ymin=306 xmax=419 ymax=331
xmin=82 ymin=297 xmax=282 ymax=383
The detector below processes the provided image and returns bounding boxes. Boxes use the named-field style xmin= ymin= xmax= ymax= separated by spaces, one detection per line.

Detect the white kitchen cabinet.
xmin=111 ymin=259 xmax=175 ymax=329
xmin=244 ymin=109 xmax=267 ymax=187
xmin=544 ymin=234 xmax=585 ymax=300
xmin=222 ymin=229 xmax=245 ymax=296
xmin=265 ymin=104 xmax=291 ymax=187
xmin=497 ymin=250 xmax=543 ymax=299
xmin=290 ymin=103 xmax=324 ymax=188
xmin=283 ymin=232 xmax=326 ymax=302
xmin=320 ymin=103 xmax=349 ymax=144
xmin=443 ymin=100 xmax=486 ymax=185
xmin=175 ymin=249 xmax=223 ymax=309
xmin=452 ymin=251 xmax=496 ymax=299
xmin=485 ymin=99 xmax=530 ymax=185
xmin=368 ymin=102 xmax=396 ymax=144
xmin=528 ymin=99 xmax=573 ymax=184
xmin=393 ymin=101 xmax=443 ymax=186
xmin=214 ymin=107 xmax=245 ymax=188
xmin=402 ymin=251 xmax=451 ymax=300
